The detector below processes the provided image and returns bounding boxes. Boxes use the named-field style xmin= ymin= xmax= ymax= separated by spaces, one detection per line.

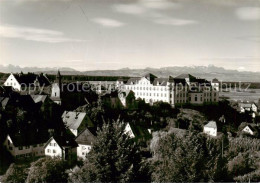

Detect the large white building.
xmin=116 ymin=73 xmax=219 ymax=107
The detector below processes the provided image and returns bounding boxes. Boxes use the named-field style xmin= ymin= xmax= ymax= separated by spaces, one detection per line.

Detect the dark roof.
xmin=75 ymin=128 xmax=96 ymax=145
xmin=196 ymin=78 xmax=211 ymax=85
xmin=173 ymin=78 xmax=187 ymax=86
xmin=30 ymin=95 xmax=48 ymax=103
xmin=126 ymin=77 xmax=141 ymax=85
xmin=45 ymin=135 xmax=78 ymax=149
xmin=9 ymin=94 xmax=36 ymax=109
xmin=8 ymin=131 xmax=49 ymax=147
xmin=153 ymin=78 xmax=169 ymax=86
xmin=144 ymin=73 xmax=157 ymax=83
xmin=175 ymin=74 xmax=196 ymax=82
xmin=61 ymin=82 xmax=91 ymax=93
xmin=127 ymin=122 xmax=151 ymax=139
xmin=117 ymin=78 xmax=128 ymax=83
xmin=13 ymin=73 xmax=50 ymax=86
xmin=0 ymin=86 xmax=14 ymax=97
xmin=212 ymin=78 xmax=219 ymax=83
xmin=0 ymin=97 xmax=9 ymax=108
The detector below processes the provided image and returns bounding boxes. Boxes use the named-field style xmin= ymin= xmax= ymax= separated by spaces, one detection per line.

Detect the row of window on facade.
xmin=126 ymin=86 xmax=168 ymax=91
xmin=47 ymin=149 xmax=57 ymax=153
xmin=17 ymin=144 xmax=44 ymax=150
xmin=7 ymin=140 xmax=44 ymax=150
xmin=136 ymin=92 xmax=168 ymax=97
xmin=6 ymin=82 xmax=16 ymax=86
xmin=15 ymin=151 xmax=44 ymax=158
xmin=193 ymin=96 xmax=217 ymax=102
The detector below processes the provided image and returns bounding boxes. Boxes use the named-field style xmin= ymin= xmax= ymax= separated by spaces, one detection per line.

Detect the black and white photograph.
xmin=0 ymin=0 xmax=260 ymax=182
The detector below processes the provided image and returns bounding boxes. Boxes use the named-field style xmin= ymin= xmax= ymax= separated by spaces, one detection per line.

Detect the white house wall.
xmin=3 ymin=135 xmax=45 ymax=158
xmin=77 ymin=144 xmax=92 ymax=160
xmin=45 ymin=139 xmax=63 ymax=158
xmin=4 ymin=74 xmax=21 ymax=91
xmin=203 ymin=127 xmax=217 ymax=137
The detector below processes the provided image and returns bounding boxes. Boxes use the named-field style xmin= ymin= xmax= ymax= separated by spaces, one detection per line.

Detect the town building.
xmin=237 ymin=101 xmax=258 ymax=115
xmin=242 ymin=125 xmax=255 ymax=136
xmin=75 ymin=128 xmax=96 ymax=160
xmin=124 ymin=122 xmax=135 ymax=138
xmin=4 ymin=73 xmax=50 ymax=92
xmin=211 ymin=78 xmax=220 ymax=91
xmin=203 ymin=121 xmax=217 ymax=137
xmin=50 ymin=70 xmax=62 ymax=105
xmin=116 ymin=73 xmax=219 ymax=107
xmin=62 ymin=111 xmax=93 ymax=137
xmin=44 ymin=135 xmax=78 ymax=161
xmin=3 ymin=133 xmax=48 ymax=159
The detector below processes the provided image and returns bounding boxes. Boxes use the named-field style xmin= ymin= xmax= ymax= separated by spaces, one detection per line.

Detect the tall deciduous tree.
xmin=26 ymin=157 xmax=69 ymax=183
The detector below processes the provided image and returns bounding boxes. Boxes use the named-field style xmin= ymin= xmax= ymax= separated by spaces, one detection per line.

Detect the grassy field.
xmin=220 ymin=89 xmax=260 ymax=103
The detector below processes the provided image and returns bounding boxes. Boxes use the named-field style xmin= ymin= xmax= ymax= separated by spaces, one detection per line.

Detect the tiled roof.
xmin=204 ymin=121 xmax=217 ymax=128
xmin=126 ymin=77 xmax=141 ymax=85
xmin=8 ymin=131 xmax=49 ymax=147
xmin=75 ymin=128 xmax=96 ymax=145
xmin=62 ymin=111 xmax=87 ymax=130
xmin=144 ymin=73 xmax=157 ymax=83
xmin=175 ymin=74 xmax=196 ymax=82
xmin=30 ymin=95 xmax=47 ymax=103
xmin=13 ymin=73 xmax=50 ymax=87
xmin=173 ymin=78 xmax=187 ymax=86
xmin=45 ymin=135 xmax=78 ymax=149
xmin=153 ymin=78 xmax=169 ymax=86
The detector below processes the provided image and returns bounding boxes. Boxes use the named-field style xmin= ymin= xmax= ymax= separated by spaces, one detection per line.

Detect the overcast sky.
xmin=0 ymin=0 xmax=260 ymax=71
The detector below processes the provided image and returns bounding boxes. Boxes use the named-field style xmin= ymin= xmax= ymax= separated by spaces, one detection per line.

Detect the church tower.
xmin=56 ymin=70 xmax=61 ymax=89
xmin=51 ymin=70 xmax=62 ymax=105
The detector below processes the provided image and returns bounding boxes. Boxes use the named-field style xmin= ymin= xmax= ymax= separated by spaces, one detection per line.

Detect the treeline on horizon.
xmin=1 ymin=72 xmax=260 ymax=89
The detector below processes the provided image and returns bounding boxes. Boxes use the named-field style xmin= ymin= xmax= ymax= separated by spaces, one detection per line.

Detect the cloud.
xmin=0 ymin=24 xmax=85 ymax=43
xmin=154 ymin=17 xmax=198 ymax=26
xmin=91 ymin=18 xmax=125 ymax=27
xmin=113 ymin=4 xmax=146 ymax=14
xmin=139 ymin=0 xmax=179 ymax=9
xmin=112 ymin=1 xmax=197 ymax=26
xmin=236 ymin=7 xmax=260 ymax=21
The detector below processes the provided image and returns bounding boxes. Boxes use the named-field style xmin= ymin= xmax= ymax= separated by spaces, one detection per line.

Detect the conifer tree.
xmin=69 ymin=121 xmax=144 ymax=182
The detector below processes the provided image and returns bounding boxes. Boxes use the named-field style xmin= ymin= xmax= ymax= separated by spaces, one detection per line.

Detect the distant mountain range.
xmin=0 ymin=64 xmax=260 ymax=82
xmin=0 ymin=64 xmax=76 ymax=73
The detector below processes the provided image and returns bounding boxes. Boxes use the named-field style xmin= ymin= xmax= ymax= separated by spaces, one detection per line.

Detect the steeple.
xmin=51 ymin=70 xmax=62 ymax=105
xmin=56 ymin=70 xmax=61 ymax=88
